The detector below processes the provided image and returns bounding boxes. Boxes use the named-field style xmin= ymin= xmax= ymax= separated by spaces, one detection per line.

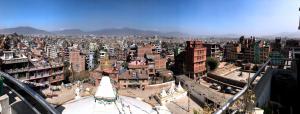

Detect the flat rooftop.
xmin=209 ymin=63 xmax=261 ymax=85
xmin=222 ymin=71 xmax=256 ymax=83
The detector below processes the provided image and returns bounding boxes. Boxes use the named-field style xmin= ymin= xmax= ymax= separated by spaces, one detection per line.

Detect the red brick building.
xmin=137 ymin=44 xmax=154 ymax=57
xmin=185 ymin=41 xmax=207 ymax=78
xmin=70 ymin=49 xmax=86 ymax=72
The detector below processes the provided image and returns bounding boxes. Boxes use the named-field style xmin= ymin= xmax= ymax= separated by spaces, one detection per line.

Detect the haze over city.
xmin=0 ymin=1 xmax=299 ymax=114
xmin=0 ymin=0 xmax=300 ymax=36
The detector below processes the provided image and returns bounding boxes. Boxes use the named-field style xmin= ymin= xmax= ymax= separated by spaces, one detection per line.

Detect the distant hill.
xmin=52 ymin=29 xmax=86 ymax=36
xmin=0 ymin=26 xmax=52 ymax=35
xmin=88 ymin=28 xmax=160 ymax=36
xmin=0 ymin=26 xmax=188 ymax=37
xmin=2 ymin=26 xmax=298 ymax=38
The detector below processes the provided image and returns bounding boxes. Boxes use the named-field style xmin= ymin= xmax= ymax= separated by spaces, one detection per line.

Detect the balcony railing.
xmin=5 ymin=68 xmax=29 ymax=74
xmin=214 ymin=56 xmax=297 ymax=114
xmin=213 ymin=59 xmax=271 ymax=114
xmin=0 ymin=71 xmax=59 ymax=114
xmin=2 ymin=58 xmax=28 ymax=64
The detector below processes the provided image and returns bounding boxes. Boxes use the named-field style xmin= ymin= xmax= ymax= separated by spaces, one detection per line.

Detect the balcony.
xmin=28 ymin=64 xmax=63 ymax=72
xmin=2 ymin=58 xmax=28 ymax=64
xmin=29 ymin=74 xmax=51 ymax=80
xmin=5 ymin=68 xmax=29 ymax=74
xmin=51 ymin=71 xmax=64 ymax=76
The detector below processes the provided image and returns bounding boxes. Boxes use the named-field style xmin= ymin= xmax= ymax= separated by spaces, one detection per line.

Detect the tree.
xmin=63 ymin=61 xmax=72 ymax=82
xmin=93 ymin=49 xmax=100 ymax=69
xmin=166 ymin=58 xmax=172 ymax=70
xmin=206 ymin=57 xmax=219 ymax=71
xmin=122 ymin=62 xmax=129 ymax=69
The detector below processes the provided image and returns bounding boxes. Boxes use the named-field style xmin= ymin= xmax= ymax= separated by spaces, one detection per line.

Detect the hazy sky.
xmin=0 ymin=0 xmax=299 ymax=35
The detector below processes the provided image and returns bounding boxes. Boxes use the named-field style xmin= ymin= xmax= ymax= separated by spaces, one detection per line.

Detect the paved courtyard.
xmin=44 ymin=83 xmax=96 ymax=105
xmin=118 ymin=87 xmax=203 ymax=114
xmin=165 ymin=96 xmax=203 ymax=114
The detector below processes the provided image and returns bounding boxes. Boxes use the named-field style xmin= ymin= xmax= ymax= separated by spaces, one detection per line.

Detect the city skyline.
xmin=0 ymin=0 xmax=300 ymax=36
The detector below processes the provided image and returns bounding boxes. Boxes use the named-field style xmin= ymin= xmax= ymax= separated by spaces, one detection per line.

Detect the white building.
xmin=45 ymin=45 xmax=59 ymax=59
xmin=89 ymin=42 xmax=98 ymax=51
xmin=87 ymin=52 xmax=95 ymax=70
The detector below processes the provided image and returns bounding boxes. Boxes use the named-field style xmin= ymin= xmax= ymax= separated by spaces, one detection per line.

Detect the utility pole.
xmin=188 ymin=72 xmax=190 ymax=112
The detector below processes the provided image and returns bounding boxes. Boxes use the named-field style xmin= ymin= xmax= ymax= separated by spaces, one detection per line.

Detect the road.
xmin=176 ymin=75 xmax=232 ymax=106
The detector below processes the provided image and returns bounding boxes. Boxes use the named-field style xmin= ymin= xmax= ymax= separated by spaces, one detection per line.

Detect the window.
xmin=149 ymin=69 xmax=154 ymax=72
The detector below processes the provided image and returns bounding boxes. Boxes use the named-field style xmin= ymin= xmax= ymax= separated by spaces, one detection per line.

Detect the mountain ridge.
xmin=1 ymin=26 xmax=300 ymax=38
xmin=0 ymin=26 xmax=188 ymax=37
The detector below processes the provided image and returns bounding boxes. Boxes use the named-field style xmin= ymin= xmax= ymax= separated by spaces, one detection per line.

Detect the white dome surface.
xmin=62 ymin=96 xmax=157 ymax=114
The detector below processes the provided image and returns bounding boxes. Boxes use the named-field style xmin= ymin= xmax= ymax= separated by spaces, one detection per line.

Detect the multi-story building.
xmin=0 ymin=50 xmax=64 ymax=85
xmin=89 ymin=42 xmax=98 ymax=51
xmin=153 ymin=44 xmax=162 ymax=54
xmin=203 ymin=43 xmax=221 ymax=61
xmin=45 ymin=45 xmax=59 ymax=59
xmin=69 ymin=49 xmax=86 ymax=72
xmin=137 ymin=44 xmax=153 ymax=57
xmin=224 ymin=42 xmax=241 ymax=62
xmin=240 ymin=37 xmax=256 ymax=63
xmin=99 ymin=50 xmax=107 ymax=59
xmin=87 ymin=51 xmax=95 ymax=70
xmin=118 ymin=70 xmax=149 ymax=89
xmin=185 ymin=41 xmax=206 ymax=78
xmin=254 ymin=41 xmax=271 ymax=63
xmin=224 ymin=37 xmax=271 ymax=64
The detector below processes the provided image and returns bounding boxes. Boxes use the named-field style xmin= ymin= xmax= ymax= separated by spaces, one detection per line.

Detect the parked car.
xmin=223 ymin=86 xmax=236 ymax=94
xmin=210 ymin=83 xmax=221 ymax=91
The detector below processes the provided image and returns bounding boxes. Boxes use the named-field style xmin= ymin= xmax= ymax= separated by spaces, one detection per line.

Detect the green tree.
xmin=206 ymin=57 xmax=219 ymax=71
xmin=93 ymin=49 xmax=100 ymax=69
xmin=63 ymin=61 xmax=72 ymax=82
xmin=122 ymin=62 xmax=129 ymax=69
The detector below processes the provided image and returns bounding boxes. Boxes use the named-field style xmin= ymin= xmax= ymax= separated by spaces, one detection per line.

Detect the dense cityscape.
xmin=0 ymin=0 xmax=299 ymax=114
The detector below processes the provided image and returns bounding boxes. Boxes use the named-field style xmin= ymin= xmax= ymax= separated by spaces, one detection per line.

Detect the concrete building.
xmin=87 ymin=51 xmax=95 ymax=70
xmin=254 ymin=41 xmax=271 ymax=64
xmin=118 ymin=70 xmax=149 ymax=89
xmin=45 ymin=45 xmax=59 ymax=59
xmin=99 ymin=50 xmax=107 ymax=59
xmin=204 ymin=43 xmax=221 ymax=61
xmin=89 ymin=42 xmax=98 ymax=51
xmin=224 ymin=37 xmax=271 ymax=64
xmin=185 ymin=41 xmax=206 ymax=78
xmin=137 ymin=44 xmax=153 ymax=57
xmin=0 ymin=50 xmax=64 ymax=85
xmin=69 ymin=49 xmax=86 ymax=72
xmin=153 ymin=44 xmax=162 ymax=54
xmin=224 ymin=42 xmax=241 ymax=62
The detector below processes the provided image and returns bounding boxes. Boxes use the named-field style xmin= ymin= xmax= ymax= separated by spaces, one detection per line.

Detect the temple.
xmin=155 ymin=82 xmax=187 ymax=105
xmin=94 ymin=76 xmax=117 ymax=103
xmin=62 ymin=76 xmax=171 ymax=114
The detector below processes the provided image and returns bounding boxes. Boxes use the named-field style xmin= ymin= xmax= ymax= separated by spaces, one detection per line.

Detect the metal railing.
xmin=0 ymin=71 xmax=60 ymax=114
xmin=213 ymin=59 xmax=271 ymax=114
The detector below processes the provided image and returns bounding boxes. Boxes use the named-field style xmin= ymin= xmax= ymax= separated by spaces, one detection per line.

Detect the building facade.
xmin=224 ymin=42 xmax=241 ymax=62
xmin=70 ymin=49 xmax=86 ymax=72
xmin=203 ymin=43 xmax=221 ymax=61
xmin=0 ymin=50 xmax=64 ymax=85
xmin=185 ymin=41 xmax=207 ymax=78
